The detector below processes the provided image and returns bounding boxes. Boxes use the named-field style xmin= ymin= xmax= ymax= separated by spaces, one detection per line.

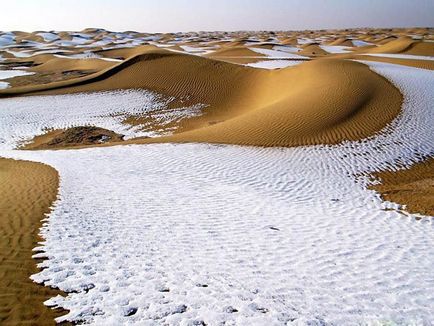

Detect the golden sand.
xmin=0 ymin=158 xmax=67 ymax=325
xmin=371 ymin=158 xmax=434 ymax=216
xmin=0 ymin=28 xmax=433 ymax=324
xmin=2 ymin=50 xmax=401 ymax=149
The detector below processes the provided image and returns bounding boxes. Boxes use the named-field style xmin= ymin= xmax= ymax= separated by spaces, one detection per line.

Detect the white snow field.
xmin=0 ymin=69 xmax=35 ymax=80
xmin=351 ymin=40 xmax=374 ymax=47
xmin=319 ymin=45 xmax=351 ymax=54
xmin=0 ymin=69 xmax=35 ymax=89
xmin=363 ymin=53 xmax=434 ymax=61
xmin=0 ymin=61 xmax=434 ymax=325
xmin=246 ymin=60 xmax=306 ymax=70
xmin=0 ymin=90 xmax=206 ymax=149
xmin=249 ymin=47 xmax=309 ymax=59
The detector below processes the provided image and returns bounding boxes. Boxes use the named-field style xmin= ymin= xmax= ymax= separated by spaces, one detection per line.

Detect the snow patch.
xmin=249 ymin=47 xmax=309 ymax=59
xmin=0 ymin=90 xmax=206 ymax=150
xmin=363 ymin=53 xmax=434 ymax=61
xmin=246 ymin=60 xmax=306 ymax=69
xmin=0 ymin=61 xmax=433 ymax=324
xmin=320 ymin=45 xmax=351 ymax=54
xmin=0 ymin=69 xmax=34 ymax=80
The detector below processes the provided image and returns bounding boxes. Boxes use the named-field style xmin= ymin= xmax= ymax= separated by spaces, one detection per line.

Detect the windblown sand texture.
xmin=0 ymin=158 xmax=66 ymax=325
xmin=0 ymin=27 xmax=433 ymax=325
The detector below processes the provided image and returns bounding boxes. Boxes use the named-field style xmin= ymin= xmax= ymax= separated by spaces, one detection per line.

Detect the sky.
xmin=1 ymin=0 xmax=433 ymax=32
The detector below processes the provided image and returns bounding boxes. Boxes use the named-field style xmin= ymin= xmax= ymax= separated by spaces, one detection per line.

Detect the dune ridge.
xmin=0 ymin=49 xmax=402 ymax=149
xmin=0 ymin=158 xmax=67 ymax=325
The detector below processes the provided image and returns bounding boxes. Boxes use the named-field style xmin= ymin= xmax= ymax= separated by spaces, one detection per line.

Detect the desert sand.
xmin=0 ymin=27 xmax=433 ymax=324
xmin=0 ymin=158 xmax=66 ymax=325
xmin=371 ymin=157 xmax=434 ymax=216
xmin=1 ymin=52 xmax=403 ymax=148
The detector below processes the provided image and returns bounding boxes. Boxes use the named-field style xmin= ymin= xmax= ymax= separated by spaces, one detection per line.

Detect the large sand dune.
xmin=1 ymin=50 xmax=402 ymax=148
xmin=0 ymin=158 xmax=65 ymax=325
xmin=1 ymin=60 xmax=434 ymax=324
xmin=0 ymin=27 xmax=433 ymax=325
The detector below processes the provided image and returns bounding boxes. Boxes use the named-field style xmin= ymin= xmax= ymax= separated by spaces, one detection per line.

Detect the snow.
xmin=272 ymin=45 xmax=301 ymax=53
xmin=0 ymin=81 xmax=9 ymax=89
xmin=81 ymin=39 xmax=113 ymax=48
xmin=319 ymin=45 xmax=351 ymax=54
xmin=297 ymin=38 xmax=314 ymax=45
xmin=179 ymin=45 xmax=216 ymax=55
xmin=5 ymin=50 xmax=33 ymax=58
xmin=37 ymin=32 xmax=60 ymax=42
xmin=0 ymin=61 xmax=433 ymax=324
xmin=0 ymin=90 xmax=206 ymax=150
xmin=363 ymin=53 xmax=434 ymax=61
xmin=249 ymin=47 xmax=309 ymax=59
xmin=246 ymin=60 xmax=306 ymax=69
xmin=0 ymin=69 xmax=34 ymax=80
xmin=31 ymin=49 xmax=73 ymax=56
xmin=351 ymin=40 xmax=374 ymax=47
xmin=0 ymin=33 xmax=15 ymax=46
xmin=54 ymin=53 xmax=122 ymax=62
xmin=53 ymin=36 xmax=92 ymax=47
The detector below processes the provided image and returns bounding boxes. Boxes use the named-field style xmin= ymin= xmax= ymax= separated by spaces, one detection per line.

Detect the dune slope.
xmin=371 ymin=157 xmax=434 ymax=216
xmin=0 ymin=158 xmax=66 ymax=325
xmin=1 ymin=50 xmax=402 ymax=148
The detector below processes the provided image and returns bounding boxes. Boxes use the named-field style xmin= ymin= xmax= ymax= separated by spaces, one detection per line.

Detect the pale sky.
xmin=1 ymin=0 xmax=433 ymax=32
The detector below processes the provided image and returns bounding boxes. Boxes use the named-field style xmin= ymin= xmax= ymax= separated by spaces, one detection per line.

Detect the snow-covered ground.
xmin=272 ymin=45 xmax=301 ymax=53
xmin=363 ymin=53 xmax=434 ymax=61
xmin=179 ymin=45 xmax=217 ymax=56
xmin=0 ymin=62 xmax=433 ymax=325
xmin=0 ymin=69 xmax=35 ymax=80
xmin=351 ymin=40 xmax=374 ymax=47
xmin=246 ymin=60 xmax=306 ymax=69
xmin=0 ymin=69 xmax=35 ymax=89
xmin=249 ymin=47 xmax=309 ymax=59
xmin=37 ymin=32 xmax=61 ymax=42
xmin=54 ymin=53 xmax=123 ymax=62
xmin=0 ymin=90 xmax=206 ymax=149
xmin=319 ymin=45 xmax=351 ymax=54
xmin=0 ymin=33 xmax=15 ymax=46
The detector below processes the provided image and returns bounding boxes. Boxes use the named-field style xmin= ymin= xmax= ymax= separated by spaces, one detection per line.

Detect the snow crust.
xmin=54 ymin=53 xmax=122 ymax=62
xmin=246 ymin=60 xmax=305 ymax=69
xmin=249 ymin=47 xmax=308 ymax=59
xmin=0 ymin=33 xmax=15 ymax=46
xmin=179 ymin=45 xmax=216 ymax=55
xmin=319 ymin=45 xmax=351 ymax=54
xmin=0 ymin=62 xmax=433 ymax=324
xmin=0 ymin=69 xmax=35 ymax=89
xmin=37 ymin=32 xmax=61 ymax=42
xmin=0 ymin=69 xmax=35 ymax=80
xmin=5 ymin=50 xmax=33 ymax=58
xmin=351 ymin=40 xmax=373 ymax=47
xmin=0 ymin=90 xmax=205 ymax=150
xmin=272 ymin=45 xmax=301 ymax=53
xmin=364 ymin=53 xmax=434 ymax=61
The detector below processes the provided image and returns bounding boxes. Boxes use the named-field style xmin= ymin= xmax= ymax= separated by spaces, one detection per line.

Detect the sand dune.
xmin=366 ymin=36 xmax=434 ymax=56
xmin=30 ymin=56 xmax=115 ymax=73
xmin=0 ymin=60 xmax=433 ymax=324
xmin=95 ymin=45 xmax=159 ymax=60
xmin=1 ymin=27 xmax=434 ymax=325
xmin=328 ymin=38 xmax=354 ymax=46
xmin=1 ymin=49 xmax=401 ymax=148
xmin=297 ymin=43 xmax=328 ymax=56
xmin=204 ymin=46 xmax=266 ymax=60
xmin=0 ymin=158 xmax=66 ymax=325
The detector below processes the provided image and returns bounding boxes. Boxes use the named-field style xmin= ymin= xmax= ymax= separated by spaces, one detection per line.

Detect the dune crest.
xmin=1 ymin=49 xmax=401 ymax=149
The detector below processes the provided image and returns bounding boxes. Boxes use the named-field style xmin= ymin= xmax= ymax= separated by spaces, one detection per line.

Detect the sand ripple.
xmin=0 ymin=61 xmax=433 ymax=324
